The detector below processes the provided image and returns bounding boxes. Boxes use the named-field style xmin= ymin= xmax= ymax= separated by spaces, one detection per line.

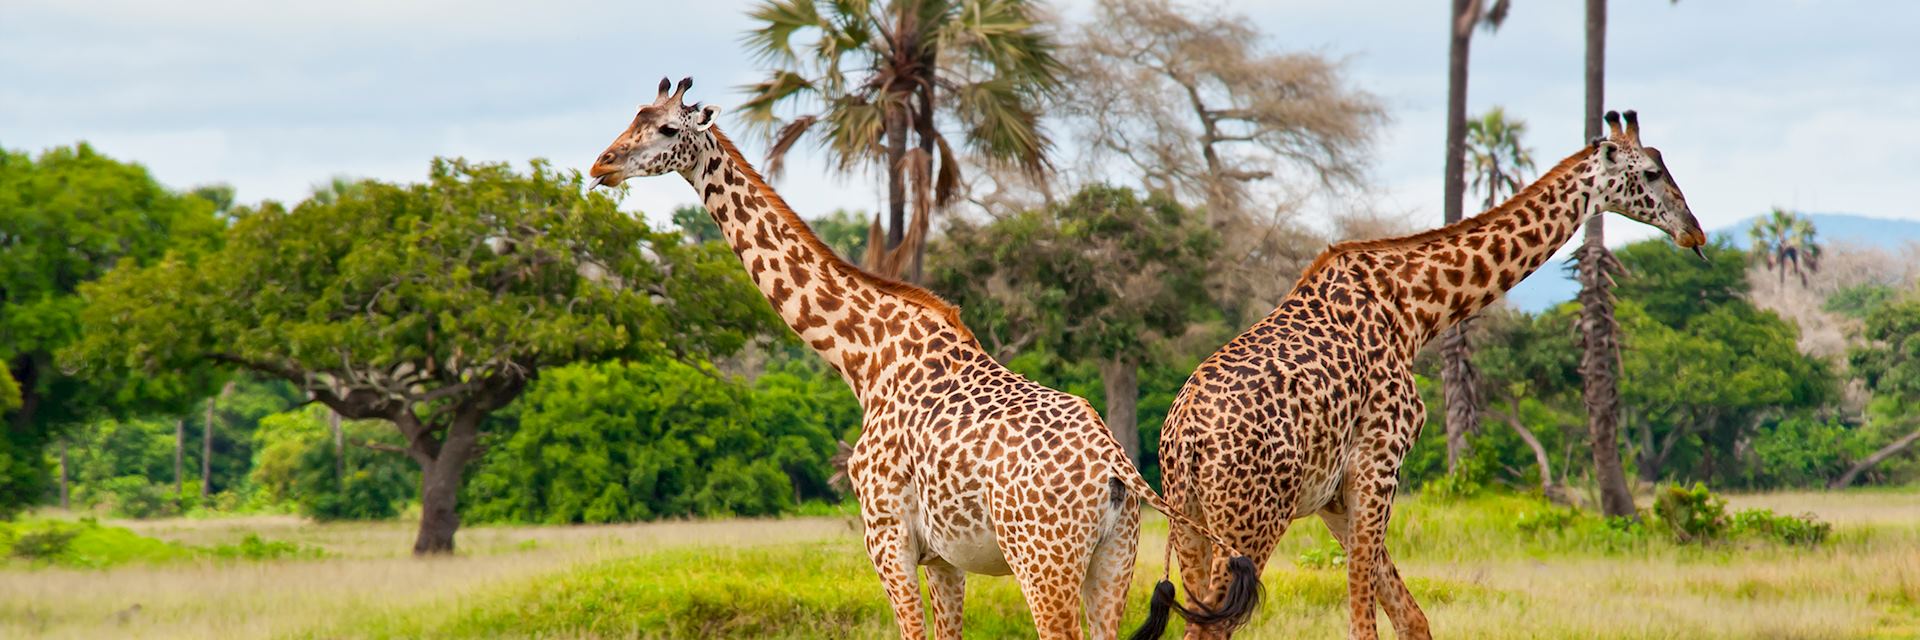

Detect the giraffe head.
xmin=588 ymin=77 xmax=722 ymax=187
xmin=1585 ymin=110 xmax=1706 ymax=256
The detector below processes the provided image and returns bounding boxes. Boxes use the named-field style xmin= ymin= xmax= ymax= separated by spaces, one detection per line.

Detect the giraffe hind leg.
xmin=1081 ymin=488 xmax=1141 ymax=640
xmin=927 ymin=561 xmax=967 ymax=640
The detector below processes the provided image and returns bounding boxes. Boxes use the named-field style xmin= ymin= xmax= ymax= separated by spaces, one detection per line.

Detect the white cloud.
xmin=2 ymin=0 xmax=1913 ymax=242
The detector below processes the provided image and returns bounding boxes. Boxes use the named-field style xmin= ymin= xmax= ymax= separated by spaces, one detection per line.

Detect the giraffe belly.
xmin=922 ymin=523 xmax=1012 ymax=576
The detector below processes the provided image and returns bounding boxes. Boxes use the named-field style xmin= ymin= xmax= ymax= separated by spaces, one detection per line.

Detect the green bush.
xmin=1514 ymin=506 xmax=1582 ymax=534
xmin=206 ymin=533 xmax=325 ymax=561
xmin=1653 ymin=483 xmax=1730 ymax=544
xmin=1296 ymin=538 xmax=1347 ymax=570
xmin=8 ymin=526 xmax=79 ymax=560
xmin=466 ymin=357 xmax=854 ymax=525
xmin=98 ymin=475 xmax=179 ymax=519
xmin=249 ymin=406 xmax=415 ymax=521
xmin=1729 ymin=508 xmax=1832 ymax=546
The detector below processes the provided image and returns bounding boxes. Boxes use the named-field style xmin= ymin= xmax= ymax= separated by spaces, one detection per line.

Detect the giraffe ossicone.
xmin=1156 ymin=110 xmax=1701 ymax=640
xmin=589 ymin=77 xmax=1263 ymax=640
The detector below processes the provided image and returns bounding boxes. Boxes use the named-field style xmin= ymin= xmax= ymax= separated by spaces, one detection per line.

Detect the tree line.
xmin=6 ymin=0 xmax=1919 ymax=555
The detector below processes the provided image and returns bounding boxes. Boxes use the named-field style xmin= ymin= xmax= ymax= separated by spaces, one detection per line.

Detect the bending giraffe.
xmin=1158 ymin=111 xmax=1703 ymax=639
xmin=588 ymin=77 xmax=1261 ymax=640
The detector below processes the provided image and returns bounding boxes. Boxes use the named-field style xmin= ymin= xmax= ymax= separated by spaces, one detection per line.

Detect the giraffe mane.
xmin=1289 ymin=146 xmax=1595 ymax=291
xmin=708 ymin=126 xmax=979 ymax=344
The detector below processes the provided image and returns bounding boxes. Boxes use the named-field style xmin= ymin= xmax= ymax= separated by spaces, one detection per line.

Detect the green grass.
xmin=0 ymin=517 xmax=322 ymax=569
xmin=6 ymin=490 xmax=1919 ymax=639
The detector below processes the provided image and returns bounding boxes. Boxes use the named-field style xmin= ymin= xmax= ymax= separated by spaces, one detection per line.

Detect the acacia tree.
xmin=0 ymin=143 xmax=223 ymax=517
xmin=70 ymin=158 xmax=777 ymax=554
xmin=928 ymin=185 xmax=1215 ymax=462
xmin=741 ymin=0 xmax=1063 ymax=281
xmin=1748 ymin=207 xmax=1822 ymax=286
xmin=1062 ymin=0 xmax=1385 ymax=319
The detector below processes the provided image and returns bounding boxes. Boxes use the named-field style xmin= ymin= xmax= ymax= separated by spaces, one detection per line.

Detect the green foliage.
xmin=204 ymin=533 xmax=326 ymax=561
xmin=248 ymin=406 xmax=415 ymax=521
xmin=1728 ymin=508 xmax=1831 ymax=546
xmin=0 ymin=143 xmax=223 ymax=517
xmin=1851 ymin=296 xmax=1920 ymax=401
xmin=1614 ymin=236 xmax=1749 ymax=327
xmin=466 ymin=357 xmax=854 ymax=524
xmin=1651 ymin=483 xmax=1832 ymax=547
xmin=1749 ymin=416 xmax=1854 ymax=488
xmin=0 ymin=517 xmax=318 ymax=568
xmin=1824 ymin=282 xmax=1896 ymax=320
xmin=1652 ymin=483 xmax=1730 ymax=544
xmin=1295 ymin=537 xmax=1347 ymax=570
xmin=931 ymin=185 xmax=1216 ymax=363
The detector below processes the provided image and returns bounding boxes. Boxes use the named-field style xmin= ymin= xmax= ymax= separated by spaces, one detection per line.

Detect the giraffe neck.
xmin=1362 ymin=149 xmax=1600 ymax=352
xmin=680 ymin=127 xmax=971 ymax=394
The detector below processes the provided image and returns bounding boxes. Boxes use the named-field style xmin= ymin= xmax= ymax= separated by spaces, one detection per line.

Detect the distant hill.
xmin=1502 ymin=213 xmax=1920 ymax=312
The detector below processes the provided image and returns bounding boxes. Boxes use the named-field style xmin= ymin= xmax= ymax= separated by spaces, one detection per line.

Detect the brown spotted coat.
xmin=589 ymin=78 xmax=1255 ymax=640
xmin=1158 ymin=111 xmax=1703 ymax=639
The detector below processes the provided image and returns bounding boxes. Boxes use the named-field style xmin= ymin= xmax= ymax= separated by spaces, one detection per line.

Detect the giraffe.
xmin=588 ymin=77 xmax=1262 ymax=640
xmin=1157 ymin=111 xmax=1702 ymax=639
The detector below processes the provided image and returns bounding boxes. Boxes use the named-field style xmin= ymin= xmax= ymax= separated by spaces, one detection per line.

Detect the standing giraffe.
xmin=1158 ymin=111 xmax=1702 ymax=639
xmin=588 ymin=77 xmax=1260 ymax=640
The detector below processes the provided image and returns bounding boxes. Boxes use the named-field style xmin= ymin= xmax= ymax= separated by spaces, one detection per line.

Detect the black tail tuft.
xmin=1126 ymin=580 xmax=1179 ymax=640
xmin=1125 ymin=557 xmax=1263 ymax=640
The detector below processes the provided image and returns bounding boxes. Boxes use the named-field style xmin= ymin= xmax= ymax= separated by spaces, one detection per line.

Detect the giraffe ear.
xmin=1594 ymin=139 xmax=1622 ymax=173
xmin=694 ymin=104 xmax=722 ymax=131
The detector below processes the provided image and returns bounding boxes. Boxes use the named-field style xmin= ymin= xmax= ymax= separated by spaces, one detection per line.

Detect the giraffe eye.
xmin=657 ymin=125 xmax=679 ymax=137
xmin=1643 ymin=169 xmax=1662 ymax=182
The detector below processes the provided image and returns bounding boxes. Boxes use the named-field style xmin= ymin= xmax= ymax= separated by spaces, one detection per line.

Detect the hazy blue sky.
xmin=4 ymin=0 xmax=1915 ymax=247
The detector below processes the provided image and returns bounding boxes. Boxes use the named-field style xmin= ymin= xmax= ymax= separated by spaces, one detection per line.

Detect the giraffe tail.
xmin=1114 ymin=467 xmax=1262 ymax=640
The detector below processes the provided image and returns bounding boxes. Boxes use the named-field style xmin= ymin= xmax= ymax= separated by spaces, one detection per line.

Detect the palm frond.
xmin=953 ymin=75 xmax=1052 ymax=177
xmin=745 ymin=0 xmax=827 ymax=63
xmin=765 ymin=115 xmax=822 ymax=180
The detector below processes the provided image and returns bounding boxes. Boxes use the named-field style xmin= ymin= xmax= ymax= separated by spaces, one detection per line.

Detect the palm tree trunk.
xmin=1441 ymin=0 xmax=1478 ymax=474
xmin=885 ymin=106 xmax=909 ymax=254
xmin=1580 ymin=0 xmax=1636 ymax=518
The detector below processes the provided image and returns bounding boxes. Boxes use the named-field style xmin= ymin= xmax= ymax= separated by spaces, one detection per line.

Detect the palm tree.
xmin=1580 ymin=0 xmax=1683 ymax=519
xmin=1440 ymin=0 xmax=1510 ymax=475
xmin=1465 ymin=107 xmax=1535 ymax=209
xmin=1748 ymin=207 xmax=1822 ymax=286
xmin=741 ymin=0 xmax=1063 ymax=281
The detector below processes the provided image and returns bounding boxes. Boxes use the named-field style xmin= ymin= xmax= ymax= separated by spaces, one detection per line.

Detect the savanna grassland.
xmin=5 ymin=490 xmax=1918 ymax=640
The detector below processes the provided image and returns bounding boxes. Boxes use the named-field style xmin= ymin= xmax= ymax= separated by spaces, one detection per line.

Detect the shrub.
xmin=1730 ymin=508 xmax=1832 ymax=546
xmin=1514 ymin=506 xmax=1582 ymax=534
xmin=9 ymin=526 xmax=79 ymax=560
xmin=206 ymin=533 xmax=325 ymax=561
xmin=98 ymin=475 xmax=179 ymax=519
xmin=1652 ymin=482 xmax=1730 ymax=544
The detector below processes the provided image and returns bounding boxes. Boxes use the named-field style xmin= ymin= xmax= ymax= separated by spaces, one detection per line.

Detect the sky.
xmin=4 ymin=0 xmax=1916 ymax=249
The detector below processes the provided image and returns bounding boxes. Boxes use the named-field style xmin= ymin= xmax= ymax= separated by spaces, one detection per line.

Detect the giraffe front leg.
xmin=926 ymin=561 xmax=967 ymax=640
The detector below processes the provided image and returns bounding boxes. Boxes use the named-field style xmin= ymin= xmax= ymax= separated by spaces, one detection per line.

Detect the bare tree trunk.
xmin=1099 ymin=358 xmax=1142 ymax=465
xmin=174 ymin=417 xmax=185 ymax=498
xmin=1440 ymin=0 xmax=1479 ymax=475
xmin=412 ymin=411 xmax=483 ymax=556
xmin=1500 ymin=401 xmax=1566 ymax=503
xmin=57 ymin=438 xmax=69 ymax=510
xmin=202 ymin=399 xmax=214 ymax=498
xmin=329 ymin=409 xmax=345 ymax=492
xmin=1580 ymin=0 xmax=1635 ymax=519
xmin=1829 ymin=421 xmax=1920 ymax=489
